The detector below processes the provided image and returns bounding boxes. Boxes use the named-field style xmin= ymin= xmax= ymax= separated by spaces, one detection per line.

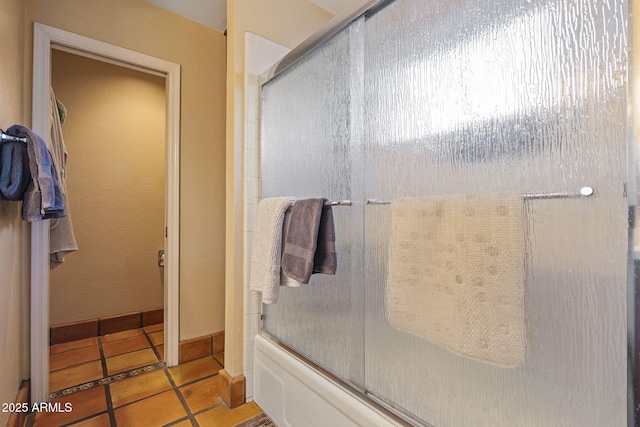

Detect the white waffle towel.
xmin=249 ymin=197 xmax=295 ymax=304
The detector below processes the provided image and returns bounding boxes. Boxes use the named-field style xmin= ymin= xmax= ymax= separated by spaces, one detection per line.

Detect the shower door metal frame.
xmin=629 ymin=0 xmax=639 ymax=425
xmin=262 ymin=0 xmax=388 ymax=82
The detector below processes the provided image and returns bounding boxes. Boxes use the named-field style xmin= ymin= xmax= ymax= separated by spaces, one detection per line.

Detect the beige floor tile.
xmin=50 ymin=345 xmax=101 ymax=371
xmin=101 ymin=328 xmax=143 ymax=343
xmin=106 ymin=348 xmax=158 ymax=375
xmin=179 ymin=376 xmax=221 ymax=413
xmin=102 ymin=335 xmax=150 ymax=358
xmin=168 ymin=357 xmax=223 ymax=386
xmin=45 ymin=333 xmax=263 ymax=427
xmin=50 ymin=337 xmax=98 ymax=355
xmin=149 ymin=331 xmax=164 ymax=345
xmin=114 ymin=390 xmax=188 ymax=426
xmin=195 ymin=402 xmax=262 ymax=427
xmin=49 ymin=360 xmax=104 ymax=392
xmin=33 ymin=386 xmax=107 ymax=427
xmin=68 ymin=413 xmax=111 ymax=426
xmin=144 ymin=323 xmax=164 ymax=334
xmin=109 ymin=369 xmax=173 ymax=408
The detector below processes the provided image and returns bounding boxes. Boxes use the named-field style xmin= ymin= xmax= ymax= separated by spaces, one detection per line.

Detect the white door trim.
xmin=32 ymin=23 xmax=181 ymax=403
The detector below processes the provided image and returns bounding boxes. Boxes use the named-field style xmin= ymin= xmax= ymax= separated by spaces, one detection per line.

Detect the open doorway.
xmin=47 ymin=49 xmax=166 ymax=393
xmin=32 ymin=23 xmax=180 ymax=403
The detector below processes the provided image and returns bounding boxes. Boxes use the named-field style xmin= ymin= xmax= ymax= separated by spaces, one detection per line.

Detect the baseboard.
xmin=51 ymin=312 xmax=224 ymax=367
xmin=50 ymin=308 xmax=163 ymax=345
xmin=179 ymin=331 xmax=225 ymax=364
xmin=218 ymin=368 xmax=245 ymax=409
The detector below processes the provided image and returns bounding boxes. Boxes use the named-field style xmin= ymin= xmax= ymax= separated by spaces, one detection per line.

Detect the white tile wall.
xmin=243 ymin=32 xmax=290 ymax=401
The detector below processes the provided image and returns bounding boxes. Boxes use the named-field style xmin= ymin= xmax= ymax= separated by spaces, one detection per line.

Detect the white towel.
xmin=386 ymin=194 xmax=526 ymax=367
xmin=249 ymin=197 xmax=295 ymax=304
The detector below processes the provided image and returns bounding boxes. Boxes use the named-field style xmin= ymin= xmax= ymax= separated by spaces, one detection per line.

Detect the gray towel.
xmin=281 ymin=198 xmax=337 ymax=284
xmin=0 ymin=140 xmax=30 ymax=201
xmin=313 ymin=205 xmax=337 ymax=275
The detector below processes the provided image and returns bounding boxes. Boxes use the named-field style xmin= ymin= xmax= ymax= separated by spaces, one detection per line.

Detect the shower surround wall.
xmin=243 ymin=32 xmax=290 ymax=401
xmin=259 ymin=0 xmax=629 ymax=425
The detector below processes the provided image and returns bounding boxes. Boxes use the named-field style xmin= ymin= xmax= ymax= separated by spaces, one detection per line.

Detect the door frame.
xmin=31 ymin=23 xmax=181 ymax=403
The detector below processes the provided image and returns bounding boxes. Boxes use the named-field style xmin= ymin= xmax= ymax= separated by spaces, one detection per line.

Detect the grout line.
xmin=173 ymin=370 xmax=220 ymax=389
xmin=97 ymin=335 xmax=108 ymax=380
xmin=163 ymin=417 xmax=195 ymax=426
xmin=213 ymin=353 xmax=224 ymax=367
xmin=144 ymin=327 xmax=164 ymax=361
xmin=162 ymin=366 xmax=200 ymax=426
xmin=104 ymin=384 xmax=118 ymax=427
xmin=190 ymin=401 xmax=224 ymax=417
xmin=101 ymin=328 xmax=146 ymax=344
xmin=50 ymin=338 xmax=98 ymax=355
xmin=110 ymin=379 xmax=178 ymax=412
xmin=58 ymin=409 xmax=111 ymax=427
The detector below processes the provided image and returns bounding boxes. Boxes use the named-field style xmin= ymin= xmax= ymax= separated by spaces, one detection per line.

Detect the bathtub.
xmin=253 ymin=334 xmax=408 ymax=427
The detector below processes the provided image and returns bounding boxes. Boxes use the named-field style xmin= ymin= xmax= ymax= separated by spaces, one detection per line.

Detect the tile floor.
xmin=28 ymin=324 xmax=268 ymax=427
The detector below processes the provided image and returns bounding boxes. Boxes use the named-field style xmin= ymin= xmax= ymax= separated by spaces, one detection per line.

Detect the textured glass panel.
xmin=260 ymin=19 xmax=365 ymax=386
xmin=364 ymin=0 xmax=628 ymax=426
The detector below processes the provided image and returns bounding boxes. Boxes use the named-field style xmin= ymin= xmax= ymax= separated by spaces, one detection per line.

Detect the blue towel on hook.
xmin=0 ymin=140 xmax=30 ymax=201
xmin=5 ymin=125 xmax=66 ymax=221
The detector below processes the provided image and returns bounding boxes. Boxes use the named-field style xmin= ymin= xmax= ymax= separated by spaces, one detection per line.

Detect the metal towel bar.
xmin=522 ymin=186 xmax=594 ymax=200
xmin=324 ymin=200 xmax=352 ymax=206
xmin=365 ymin=187 xmax=595 ymax=205
xmin=366 ymin=199 xmax=392 ymax=205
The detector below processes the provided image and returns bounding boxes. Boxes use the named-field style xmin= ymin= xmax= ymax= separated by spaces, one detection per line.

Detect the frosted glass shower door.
xmin=363 ymin=0 xmax=628 ymax=426
xmin=260 ymin=20 xmax=365 ymax=387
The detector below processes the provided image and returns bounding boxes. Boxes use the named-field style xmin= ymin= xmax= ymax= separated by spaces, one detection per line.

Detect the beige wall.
xmin=225 ymin=0 xmax=334 ymax=377
xmin=28 ymin=0 xmax=227 ymax=339
xmin=50 ymin=50 xmax=166 ymax=325
xmin=0 ymin=0 xmax=29 ymax=424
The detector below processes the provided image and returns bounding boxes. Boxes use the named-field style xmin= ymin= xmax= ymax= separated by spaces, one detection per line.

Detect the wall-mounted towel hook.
xmin=0 ymin=130 xmax=27 ymax=144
